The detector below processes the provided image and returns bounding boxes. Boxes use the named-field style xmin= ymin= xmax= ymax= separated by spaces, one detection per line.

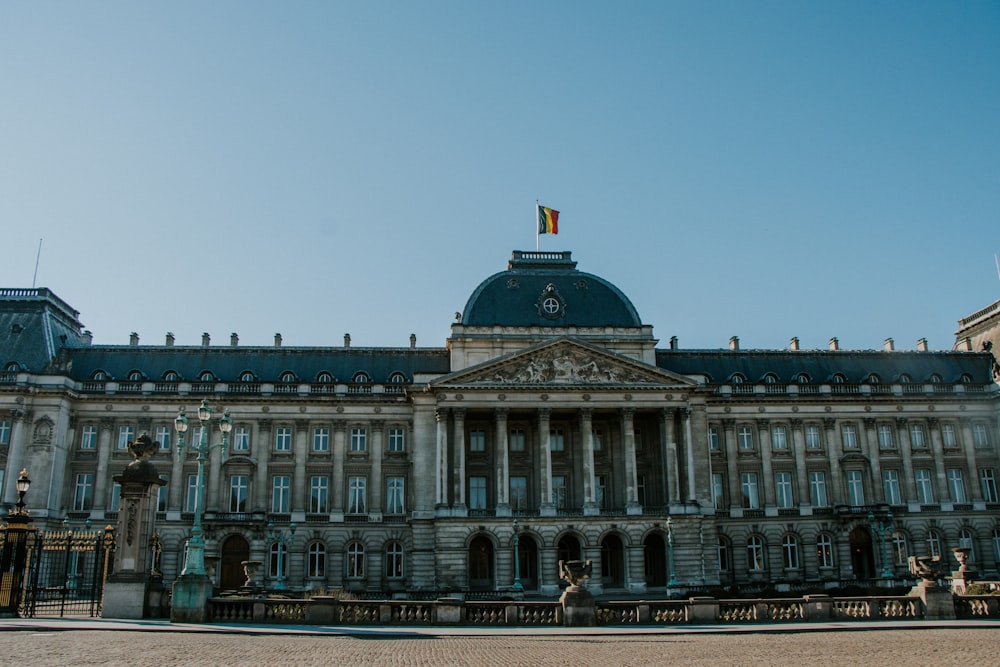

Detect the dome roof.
xmin=461 ymin=251 xmax=643 ymax=328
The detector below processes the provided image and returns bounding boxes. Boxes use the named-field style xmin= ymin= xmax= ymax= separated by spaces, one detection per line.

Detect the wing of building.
xmin=1 ymin=251 xmax=998 ymax=597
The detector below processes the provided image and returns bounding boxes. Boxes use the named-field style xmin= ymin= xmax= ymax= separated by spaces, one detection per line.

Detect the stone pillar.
xmin=580 ymin=408 xmax=597 ymax=515
xmin=435 ymin=409 xmax=447 ymax=507
xmin=960 ymin=422 xmax=983 ymax=501
xmin=495 ymin=408 xmax=510 ymax=513
xmin=331 ymin=421 xmax=346 ymax=517
xmin=791 ymin=419 xmax=808 ymax=508
xmin=758 ymin=419 xmax=775 ymax=507
xmin=723 ymin=419 xmax=739 ymax=509
xmin=664 ymin=409 xmax=681 ymax=504
xmin=93 ymin=418 xmax=114 ymax=514
xmin=897 ymin=418 xmax=918 ymax=502
xmin=685 ymin=406 xmax=703 ymax=503
xmin=292 ymin=420 xmax=309 ymax=513
xmin=928 ymin=418 xmax=949 ymax=502
xmin=622 ymin=408 xmax=640 ymax=514
xmin=823 ymin=419 xmax=842 ymax=501
xmin=863 ymin=418 xmax=882 ymax=503
xmin=538 ymin=409 xmax=553 ymax=513
xmin=169 ymin=425 xmax=186 ymax=511
xmin=369 ymin=422 xmax=384 ymax=515
xmin=1 ymin=409 xmax=27 ymax=506
xmin=453 ymin=409 xmax=466 ymax=509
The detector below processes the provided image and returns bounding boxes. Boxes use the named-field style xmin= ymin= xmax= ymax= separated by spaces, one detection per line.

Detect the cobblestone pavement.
xmin=10 ymin=629 xmax=996 ymax=666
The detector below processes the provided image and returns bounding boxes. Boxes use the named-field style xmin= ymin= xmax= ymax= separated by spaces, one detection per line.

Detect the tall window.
xmin=109 ymin=482 xmax=122 ymax=513
xmin=993 ymin=529 xmax=1000 ymax=563
xmin=469 ymin=476 xmax=487 ymax=510
xmin=974 ymin=424 xmax=990 ymax=448
xmin=781 ymin=534 xmax=800 ymax=569
xmin=877 ymin=425 xmax=894 ymax=449
xmin=892 ymin=532 xmax=908 ymax=565
xmin=469 ymin=429 xmax=486 ymax=452
xmin=346 ymin=542 xmax=365 ymax=578
xmin=155 ymin=426 xmax=171 ymax=451
xmin=157 ymin=479 xmax=169 ymax=512
xmin=388 ymin=428 xmax=405 ymax=452
xmin=841 ymin=424 xmax=858 ymax=449
xmin=185 ymin=474 xmax=199 ymax=512
xmin=805 ymin=426 xmax=821 ymax=449
xmin=740 ymin=472 xmax=760 ymax=509
xmin=775 ymin=472 xmax=793 ymax=509
xmin=510 ymin=476 xmax=528 ymax=510
xmin=915 ymin=469 xmax=934 ymax=504
xmin=0 ymin=419 xmax=11 ymax=445
xmin=549 ymin=428 xmax=565 ymax=452
xmin=816 ymin=534 xmax=835 ymax=569
xmin=928 ymin=530 xmax=942 ymax=559
xmin=348 ymin=476 xmax=367 ymax=514
xmin=959 ymin=529 xmax=976 ymax=561
xmin=596 ymin=475 xmax=608 ymax=509
xmin=712 ymin=473 xmax=726 ymax=510
xmin=73 ymin=473 xmax=94 ymax=511
xmin=747 ymin=536 xmax=765 ymax=571
xmin=117 ymin=425 xmax=135 ymax=449
xmin=271 ymin=476 xmax=291 ymax=513
xmin=910 ymin=424 xmax=926 ymax=448
xmin=233 ymin=426 xmax=250 ymax=452
xmin=312 ymin=427 xmax=329 ymax=452
xmin=510 ymin=428 xmax=526 ymax=452
xmin=307 ymin=542 xmax=326 ymax=578
xmin=385 ymin=542 xmax=404 ymax=579
xmin=229 ymin=475 xmax=249 ymax=512
xmin=942 ymin=424 xmax=957 ymax=448
xmin=386 ymin=477 xmax=405 ymax=514
xmin=350 ymin=427 xmax=367 ymax=452
xmin=717 ymin=538 xmax=731 ymax=572
xmin=771 ymin=426 xmax=787 ymax=450
xmin=268 ymin=542 xmax=287 ymax=579
xmin=847 ymin=471 xmax=865 ymax=506
xmin=980 ymin=468 xmax=999 ymax=503
xmin=708 ymin=427 xmax=720 ymax=451
xmin=552 ymin=476 xmax=567 ymax=509
xmin=80 ymin=425 xmax=97 ymax=450
xmin=737 ymin=426 xmax=754 ymax=450
xmin=948 ymin=469 xmax=967 ymax=503
xmin=809 ymin=471 xmax=828 ymax=507
xmin=275 ymin=427 xmax=292 ymax=452
xmin=592 ymin=428 xmax=603 ymax=451
xmin=883 ymin=470 xmax=902 ymax=506
xmin=310 ymin=476 xmax=329 ymax=513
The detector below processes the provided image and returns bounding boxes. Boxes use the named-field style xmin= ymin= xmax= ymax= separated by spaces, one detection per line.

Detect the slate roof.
xmin=0 ymin=288 xmax=86 ymax=372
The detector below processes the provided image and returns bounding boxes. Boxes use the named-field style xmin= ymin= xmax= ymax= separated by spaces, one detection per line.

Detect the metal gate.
xmin=18 ymin=525 xmax=116 ymax=617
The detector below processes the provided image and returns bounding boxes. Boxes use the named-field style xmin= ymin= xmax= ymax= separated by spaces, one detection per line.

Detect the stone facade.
xmin=0 ymin=252 xmax=998 ymax=599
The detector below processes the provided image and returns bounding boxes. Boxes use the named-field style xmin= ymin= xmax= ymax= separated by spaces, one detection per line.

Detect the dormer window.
xmin=127 ymin=371 xmax=143 ymax=382
xmin=762 ymin=373 xmax=778 ymax=384
xmin=795 ymin=373 xmax=810 ymax=384
xmin=960 ymin=373 xmax=974 ymax=384
xmin=899 ymin=374 xmax=912 ymax=384
xmin=389 ymin=372 xmax=408 ymax=385
xmin=5 ymin=362 xmax=20 ymax=372
xmin=92 ymin=371 xmax=107 ymax=381
xmin=831 ymin=374 xmax=846 ymax=384
xmin=316 ymin=372 xmax=334 ymax=384
xmin=929 ymin=374 xmax=943 ymax=383
xmin=280 ymin=371 xmax=297 ymax=383
xmin=199 ymin=371 xmax=215 ymax=382
xmin=730 ymin=374 xmax=745 ymax=384
xmin=866 ymin=373 xmax=881 ymax=384
xmin=163 ymin=371 xmax=179 ymax=382
xmin=353 ymin=372 xmax=371 ymax=384
xmin=240 ymin=372 xmax=256 ymax=383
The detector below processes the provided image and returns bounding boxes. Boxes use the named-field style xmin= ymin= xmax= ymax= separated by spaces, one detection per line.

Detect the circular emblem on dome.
xmin=507 ymin=278 xmax=520 ymax=289
xmin=536 ymin=283 xmax=566 ymax=320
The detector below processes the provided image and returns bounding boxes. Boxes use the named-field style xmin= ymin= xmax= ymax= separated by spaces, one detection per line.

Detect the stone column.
xmin=757 ymin=419 xmax=775 ymax=507
xmin=255 ymin=420 xmax=273 ymax=513
xmin=580 ymin=408 xmax=597 ymax=515
xmin=663 ymin=409 xmax=680 ymax=504
xmin=823 ymin=419 xmax=842 ymax=502
xmin=331 ymin=421 xmax=346 ymax=517
xmin=369 ymin=422 xmax=384 ymax=515
xmin=290 ymin=420 xmax=309 ymax=514
xmin=435 ymin=409 xmax=447 ymax=507
xmin=928 ymin=418 xmax=948 ymax=502
xmin=685 ymin=406 xmax=702 ymax=503
xmin=723 ymin=419 xmax=739 ymax=509
xmin=169 ymin=423 xmax=186 ymax=511
xmin=863 ymin=418 xmax=882 ymax=503
xmin=896 ymin=418 xmax=917 ymax=502
xmin=791 ymin=419 xmax=808 ymax=508
xmin=622 ymin=408 xmax=640 ymax=514
xmin=960 ymin=422 xmax=983 ymax=501
xmin=1 ymin=409 xmax=27 ymax=506
xmin=538 ymin=408 xmax=553 ymax=513
xmin=93 ymin=417 xmax=114 ymax=513
xmin=453 ymin=409 xmax=466 ymax=509
xmin=495 ymin=408 xmax=510 ymax=513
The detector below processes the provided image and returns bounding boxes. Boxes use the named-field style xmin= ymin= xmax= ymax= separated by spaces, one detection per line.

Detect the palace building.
xmin=1 ymin=250 xmax=998 ymax=597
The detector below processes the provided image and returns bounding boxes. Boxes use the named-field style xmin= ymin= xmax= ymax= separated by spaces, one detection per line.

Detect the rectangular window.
xmin=910 ymin=424 xmax=926 ymax=448
xmin=469 ymin=429 xmax=486 ymax=452
xmin=80 ymin=425 xmax=97 ymax=450
xmin=883 ymin=470 xmax=902 ymax=506
xmin=388 ymin=428 xmax=405 ymax=452
xmin=275 ymin=427 xmax=292 ymax=452
xmin=0 ymin=419 xmax=10 ymax=445
xmin=109 ymin=482 xmax=122 ymax=512
xmin=771 ymin=426 xmax=787 ymax=450
xmin=942 ymin=424 xmax=957 ymax=448
xmin=809 ymin=471 xmax=828 ymax=507
xmin=155 ymin=426 xmax=171 ymax=451
xmin=948 ymin=469 xmax=966 ymax=503
xmin=229 ymin=475 xmax=249 ymax=512
xmin=740 ymin=472 xmax=760 ymax=509
xmin=915 ymin=469 xmax=934 ymax=504
xmin=775 ymin=472 xmax=794 ymax=509
xmin=708 ymin=427 xmax=720 ymax=451
xmin=737 ymin=426 xmax=754 ymax=450
xmin=117 ymin=425 xmax=135 ymax=449
xmin=847 ymin=471 xmax=865 ymax=506
xmin=348 ymin=476 xmax=367 ymax=514
xmin=469 ymin=476 xmax=487 ymax=510
xmin=712 ymin=473 xmax=725 ymax=509
xmin=805 ymin=426 xmax=821 ymax=449
xmin=634 ymin=428 xmax=643 ymax=449
xmin=271 ymin=475 xmax=291 ymax=513
xmin=386 ymin=477 xmax=405 ymax=514
xmin=637 ymin=475 xmax=646 ymax=506
xmin=877 ymin=425 xmax=894 ymax=449
xmin=974 ymin=424 xmax=990 ymax=448
xmin=73 ymin=473 xmax=94 ymax=511
xmin=596 ymin=474 xmax=608 ymax=509
xmin=841 ymin=424 xmax=858 ymax=449
xmin=186 ymin=474 xmax=199 ymax=512
xmin=157 ymin=479 xmax=169 ymax=512
xmin=552 ymin=475 xmax=567 ymax=509
xmin=509 ymin=428 xmax=526 ymax=452
xmin=549 ymin=428 xmax=565 ymax=452
xmin=510 ymin=476 xmax=528 ymax=510
xmin=980 ymin=468 xmax=999 ymax=504
xmin=312 ymin=427 xmax=330 ymax=452
xmin=310 ymin=476 xmax=329 ymax=513
xmin=350 ymin=427 xmax=367 ymax=452
xmin=592 ymin=428 xmax=603 ymax=451
xmin=233 ymin=426 xmax=250 ymax=452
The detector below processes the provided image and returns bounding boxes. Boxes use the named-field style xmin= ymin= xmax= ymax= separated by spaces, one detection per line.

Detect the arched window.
xmin=730 ymin=374 xmax=745 ymax=384
xmin=307 ymin=542 xmax=326 ymax=578
xmin=385 ymin=541 xmax=404 ymax=579
xmin=199 ymin=371 xmax=214 ymax=382
xmin=992 ymin=528 xmax=1000 ymax=563
xmin=747 ymin=536 xmax=765 ymax=571
xmin=316 ymin=372 xmax=334 ymax=384
xmin=899 ymin=374 xmax=912 ymax=384
xmin=717 ymin=536 xmax=732 ymax=572
xmin=389 ymin=372 xmax=407 ymax=385
xmin=816 ymin=533 xmax=835 ymax=569
xmin=795 ymin=373 xmax=810 ymax=384
xmin=781 ymin=534 xmax=800 ymax=569
xmin=280 ymin=371 xmax=297 ymax=383
xmin=163 ymin=371 xmax=179 ymax=382
xmin=831 ymin=373 xmax=846 ymax=384
xmin=4 ymin=362 xmax=20 ymax=372
xmin=346 ymin=541 xmax=365 ymax=578
xmin=92 ymin=370 xmax=107 ymax=381
xmin=240 ymin=371 xmax=256 ymax=382
xmin=960 ymin=373 xmax=974 ymax=384
xmin=927 ymin=530 xmax=943 ymax=559
xmin=127 ymin=370 xmax=142 ymax=382
xmin=959 ymin=529 xmax=976 ymax=562
xmin=929 ymin=374 xmax=943 ymax=384
xmin=866 ymin=373 xmax=881 ymax=384
xmin=891 ymin=532 xmax=908 ymax=565
xmin=353 ymin=372 xmax=371 ymax=384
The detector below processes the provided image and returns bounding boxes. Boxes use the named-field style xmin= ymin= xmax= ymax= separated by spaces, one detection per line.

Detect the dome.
xmin=460 ymin=251 xmax=643 ymax=328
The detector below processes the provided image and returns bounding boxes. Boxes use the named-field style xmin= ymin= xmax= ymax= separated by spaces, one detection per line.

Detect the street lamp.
xmin=511 ymin=519 xmax=524 ymax=593
xmin=666 ymin=516 xmax=679 ymax=587
xmin=267 ymin=520 xmax=296 ymax=591
xmin=12 ymin=469 xmax=30 ymax=516
xmin=868 ymin=510 xmax=895 ymax=579
xmin=174 ymin=400 xmax=233 ymax=577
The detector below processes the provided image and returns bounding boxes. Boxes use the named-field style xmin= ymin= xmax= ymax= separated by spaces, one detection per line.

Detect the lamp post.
xmin=266 ymin=520 xmax=296 ymax=591
xmin=12 ymin=469 xmax=31 ymax=517
xmin=0 ymin=470 xmax=32 ymax=616
xmin=666 ymin=516 xmax=679 ymax=587
xmin=174 ymin=400 xmax=233 ymax=577
xmin=511 ymin=519 xmax=524 ymax=593
xmin=868 ymin=510 xmax=895 ymax=579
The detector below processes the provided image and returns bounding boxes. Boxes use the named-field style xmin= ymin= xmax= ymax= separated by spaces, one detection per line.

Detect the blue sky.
xmin=2 ymin=1 xmax=998 ymax=352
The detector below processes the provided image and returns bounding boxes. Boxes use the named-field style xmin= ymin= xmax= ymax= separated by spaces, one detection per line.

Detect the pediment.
xmin=433 ymin=338 xmax=697 ymax=388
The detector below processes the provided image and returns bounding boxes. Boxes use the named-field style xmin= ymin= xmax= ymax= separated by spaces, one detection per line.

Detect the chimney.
xmin=669 ymin=335 xmax=678 ymax=350
xmin=409 ymin=333 xmax=416 ymax=348
xmin=129 ymin=332 xmax=139 ymax=346
xmin=883 ymin=337 xmax=895 ymax=352
xmin=344 ymin=333 xmax=351 ymax=348
xmin=201 ymin=332 xmax=211 ymax=347
xmin=274 ymin=333 xmax=282 ymax=348
xmin=165 ymin=332 xmax=175 ymax=347
xmin=82 ymin=330 xmax=93 ymax=346
xmin=230 ymin=332 xmax=239 ymax=347
xmin=916 ymin=337 xmax=928 ymax=352
xmin=729 ymin=336 xmax=739 ymax=351
xmin=789 ymin=337 xmax=800 ymax=351
xmin=829 ymin=337 xmax=839 ymax=351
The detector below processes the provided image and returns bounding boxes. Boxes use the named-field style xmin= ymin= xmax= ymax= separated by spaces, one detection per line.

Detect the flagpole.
xmin=535 ymin=199 xmax=539 ymax=251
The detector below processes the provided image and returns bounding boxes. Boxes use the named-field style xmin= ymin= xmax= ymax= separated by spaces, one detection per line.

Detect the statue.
xmin=907 ymin=555 xmax=944 ymax=585
xmin=559 ymin=559 xmax=593 ymax=590
xmin=558 ymin=559 xmax=596 ymax=627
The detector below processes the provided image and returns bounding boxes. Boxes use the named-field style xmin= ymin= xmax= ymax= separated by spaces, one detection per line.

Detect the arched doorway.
xmin=219 ymin=534 xmax=250 ymax=591
xmin=517 ymin=534 xmax=538 ymax=590
xmin=468 ymin=535 xmax=494 ymax=590
xmin=557 ymin=535 xmax=582 ymax=564
xmin=601 ymin=534 xmax=625 ymax=589
xmin=849 ymin=526 xmax=875 ymax=579
xmin=644 ymin=533 xmax=667 ymax=588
